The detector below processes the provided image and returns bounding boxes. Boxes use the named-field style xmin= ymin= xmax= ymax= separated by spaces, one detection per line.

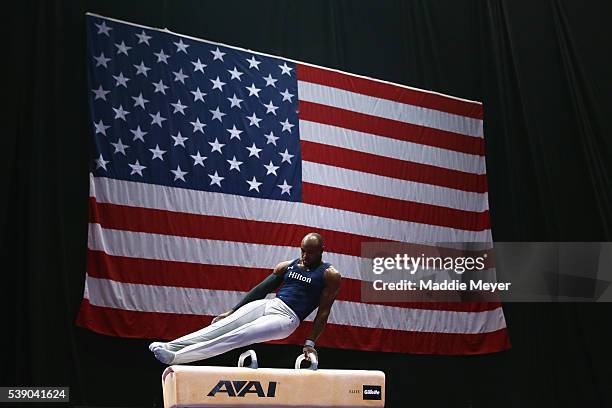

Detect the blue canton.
xmin=87 ymin=16 xmax=301 ymax=201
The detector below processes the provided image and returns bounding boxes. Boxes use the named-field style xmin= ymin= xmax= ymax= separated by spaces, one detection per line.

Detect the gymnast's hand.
xmin=212 ymin=310 xmax=233 ymax=324
xmin=303 ymin=345 xmax=317 ymax=361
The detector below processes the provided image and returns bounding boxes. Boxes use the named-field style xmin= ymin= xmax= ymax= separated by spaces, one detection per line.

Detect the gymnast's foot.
xmin=153 ymin=347 xmax=176 ymax=364
xmin=149 ymin=341 xmax=167 ymax=352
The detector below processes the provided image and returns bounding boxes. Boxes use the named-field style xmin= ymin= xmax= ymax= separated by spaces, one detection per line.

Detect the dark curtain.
xmin=4 ymin=1 xmax=611 ymax=407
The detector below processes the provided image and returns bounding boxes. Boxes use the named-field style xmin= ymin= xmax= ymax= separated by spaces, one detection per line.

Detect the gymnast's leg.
xmin=151 ymin=299 xmax=269 ymax=363
xmin=170 ymin=300 xmax=299 ymax=364
xmin=152 ymin=298 xmax=299 ymax=364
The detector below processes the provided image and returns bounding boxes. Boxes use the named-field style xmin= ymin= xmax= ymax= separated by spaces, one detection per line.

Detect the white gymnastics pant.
xmin=164 ymin=298 xmax=300 ymax=364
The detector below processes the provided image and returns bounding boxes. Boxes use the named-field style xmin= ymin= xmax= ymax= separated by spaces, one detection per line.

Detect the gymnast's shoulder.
xmin=273 ymin=260 xmax=293 ymax=275
xmin=324 ymin=265 xmax=342 ymax=282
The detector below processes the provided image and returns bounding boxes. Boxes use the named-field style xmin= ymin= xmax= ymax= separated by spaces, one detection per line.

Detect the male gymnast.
xmin=149 ymin=232 xmax=341 ymax=364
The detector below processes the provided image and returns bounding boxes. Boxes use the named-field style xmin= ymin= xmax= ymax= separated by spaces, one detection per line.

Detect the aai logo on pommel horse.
xmin=207 ymin=380 xmax=278 ymax=397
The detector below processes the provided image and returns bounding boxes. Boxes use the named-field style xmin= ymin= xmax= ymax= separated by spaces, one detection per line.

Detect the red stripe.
xmin=88 ymin=197 xmax=390 ymax=257
xmin=299 ymin=101 xmax=484 ymax=156
xmin=86 ymin=250 xmax=501 ymax=313
xmin=281 ymin=321 xmax=510 ymax=356
xmin=76 ymin=299 xmax=212 ymax=340
xmin=76 ymin=300 xmax=510 ymax=355
xmin=90 ymin=195 xmax=493 ymax=262
xmin=90 ymin=192 xmax=488 ymax=244
xmin=301 ymin=140 xmax=488 ymax=193
xmin=297 ymin=63 xmax=484 ymax=120
xmin=302 ymin=183 xmax=490 ymax=231
xmin=300 ymin=100 xmax=484 ymax=157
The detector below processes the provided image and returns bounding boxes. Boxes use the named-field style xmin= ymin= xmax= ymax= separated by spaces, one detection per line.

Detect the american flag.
xmin=77 ymin=13 xmax=509 ymax=355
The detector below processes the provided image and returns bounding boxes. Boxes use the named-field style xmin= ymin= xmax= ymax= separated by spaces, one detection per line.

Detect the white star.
xmin=245 ymin=83 xmax=261 ymax=98
xmin=190 ymin=117 xmax=206 ymax=133
xmin=246 ymin=112 xmax=262 ymax=128
xmin=91 ymin=85 xmax=110 ymax=100
xmin=94 ymin=52 xmax=111 ymax=68
xmin=279 ymin=62 xmax=293 ymax=76
xmin=149 ymin=111 xmax=166 ymax=127
xmin=114 ymin=41 xmax=131 ymax=56
xmin=210 ymin=47 xmax=226 ymax=61
xmin=264 ymin=161 xmax=279 ymax=175
xmin=227 ymin=66 xmax=244 ymax=81
xmin=93 ymin=119 xmax=110 ymax=135
xmin=112 ymin=72 xmax=130 ymax=87
xmin=152 ymin=79 xmax=169 ymax=94
xmin=264 ymin=131 xmax=279 ymax=145
xmin=227 ymin=94 xmax=243 ymax=108
xmin=132 ymin=93 xmax=149 ymax=109
xmin=171 ymin=165 xmax=188 ymax=182
xmin=277 ymin=180 xmax=292 ymax=195
xmin=95 ymin=154 xmax=109 ymax=170
xmin=128 ymin=160 xmax=146 ymax=176
xmin=208 ymin=171 xmax=224 ymax=187
xmin=173 ymin=69 xmax=189 ymax=83
xmin=171 ymin=99 xmax=187 ymax=115
xmin=209 ymin=107 xmax=226 ymax=122
xmin=280 ymin=88 xmax=294 ymax=102
xmin=209 ymin=138 xmax=225 ymax=154
xmin=174 ymin=39 xmax=190 ymax=53
xmin=154 ymin=49 xmax=170 ymax=64
xmin=227 ymin=155 xmax=243 ymax=171
xmin=246 ymin=143 xmax=262 ymax=158
xmin=171 ymin=132 xmax=188 ymax=147
xmin=130 ymin=126 xmax=147 ymax=142
xmin=246 ymin=55 xmax=261 ymax=69
xmin=95 ymin=21 xmax=113 ymax=36
xmin=133 ymin=61 xmax=151 ymax=77
xmin=226 ymin=125 xmax=243 ymax=140
xmin=111 ymin=139 xmax=129 ymax=155
xmin=191 ymin=58 xmax=207 ymax=73
xmin=191 ymin=87 xmax=207 ymax=102
xmin=263 ymin=74 xmax=278 ymax=87
xmin=279 ymin=148 xmax=294 ymax=163
xmin=190 ymin=151 xmax=207 ymax=167
xmin=246 ymin=176 xmax=263 ymax=192
xmin=135 ymin=30 xmax=152 ymax=45
xmin=263 ymin=100 xmax=279 ymax=115
xmin=210 ymin=76 xmax=226 ymax=91
xmin=112 ymin=105 xmax=130 ymax=121
xmin=280 ymin=118 xmax=295 ymax=133
xmin=149 ymin=144 xmax=166 ymax=160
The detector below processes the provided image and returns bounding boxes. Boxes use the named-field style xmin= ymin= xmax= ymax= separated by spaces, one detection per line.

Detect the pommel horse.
xmin=162 ymin=350 xmax=385 ymax=407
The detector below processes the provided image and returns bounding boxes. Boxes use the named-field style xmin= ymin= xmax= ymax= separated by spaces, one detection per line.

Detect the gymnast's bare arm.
xmin=303 ymin=266 xmax=342 ymax=358
xmin=211 ymin=260 xmax=292 ymax=323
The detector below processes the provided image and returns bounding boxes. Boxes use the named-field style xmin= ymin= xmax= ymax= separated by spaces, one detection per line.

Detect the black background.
xmin=4 ymin=1 xmax=612 ymax=407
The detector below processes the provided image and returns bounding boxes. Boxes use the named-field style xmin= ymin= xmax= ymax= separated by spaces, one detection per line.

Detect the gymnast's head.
xmin=300 ymin=232 xmax=324 ymax=270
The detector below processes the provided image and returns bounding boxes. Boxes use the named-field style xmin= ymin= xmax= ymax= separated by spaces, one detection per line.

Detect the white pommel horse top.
xmin=162 ymin=350 xmax=385 ymax=407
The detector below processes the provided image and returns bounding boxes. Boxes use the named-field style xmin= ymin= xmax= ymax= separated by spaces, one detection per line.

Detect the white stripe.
xmin=84 ymin=275 xmax=506 ymax=334
xmin=300 ymin=120 xmax=486 ymax=175
xmin=87 ymin=13 xmax=483 ymax=105
xmin=87 ymin=223 xmax=364 ymax=280
xmin=90 ymin=174 xmax=493 ymax=242
xmin=303 ymin=161 xmax=489 ymax=212
xmin=88 ymin=223 xmax=499 ymax=283
xmin=298 ymin=81 xmax=483 ymax=138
